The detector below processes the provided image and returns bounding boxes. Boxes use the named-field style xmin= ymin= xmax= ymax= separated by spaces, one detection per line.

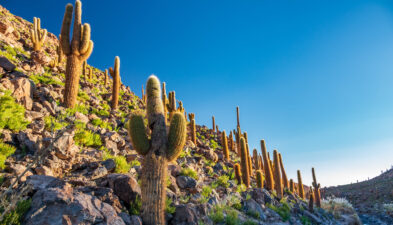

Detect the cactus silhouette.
xmin=312 ymin=167 xmax=321 ymax=207
xmin=273 ymin=150 xmax=283 ymax=198
xmin=240 ymin=137 xmax=250 ymax=187
xmin=278 ymin=153 xmax=289 ymax=189
xmin=253 ymin=149 xmax=259 ymax=170
xmin=297 ymin=170 xmax=305 ymax=199
xmin=109 ymin=56 xmax=120 ymax=110
xmin=261 ymin=140 xmax=274 ymax=191
xmin=104 ymin=69 xmax=108 ymax=86
xmin=30 ymin=17 xmax=47 ymax=51
xmin=289 ymin=179 xmax=294 ymax=193
xmin=128 ymin=75 xmax=186 ymax=225
xmin=60 ymin=0 xmax=94 ymax=108
xmin=309 ymin=187 xmax=314 ymax=213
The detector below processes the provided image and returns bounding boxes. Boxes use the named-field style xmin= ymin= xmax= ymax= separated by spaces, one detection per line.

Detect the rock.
xmin=105 ymin=139 xmax=118 ymax=153
xmin=101 ymin=159 xmax=116 ymax=172
xmin=126 ymin=154 xmax=138 ymax=163
xmin=243 ymin=198 xmax=266 ymax=220
xmin=26 ymin=175 xmax=66 ymax=191
xmin=168 ymin=164 xmax=182 ymax=177
xmin=11 ymin=77 xmax=33 ymax=110
xmin=42 ymin=100 xmax=56 ymax=115
xmin=25 ymin=110 xmax=45 ymax=120
xmin=130 ymin=215 xmax=142 ymax=225
xmin=98 ymin=174 xmax=141 ymax=206
xmin=75 ymin=111 xmax=89 ymax=123
xmin=302 ymin=210 xmax=323 ymax=224
xmin=17 ymin=131 xmax=38 ymax=152
xmin=24 ymin=185 xmax=126 ymax=225
xmin=176 ymin=176 xmax=197 ymax=189
xmin=77 ymin=186 xmax=123 ymax=213
xmin=203 ymin=149 xmax=218 ymax=162
xmin=34 ymin=166 xmax=53 ymax=176
xmin=30 ymin=51 xmax=51 ymax=65
xmin=8 ymin=164 xmax=33 ymax=182
xmin=212 ymin=162 xmax=224 ymax=173
xmin=0 ymin=56 xmax=16 ymax=71
xmin=170 ymin=204 xmax=198 ymax=225
xmin=250 ymin=188 xmax=266 ymax=205
xmin=52 ymin=130 xmax=77 ymax=160
xmin=90 ymin=166 xmax=108 ymax=179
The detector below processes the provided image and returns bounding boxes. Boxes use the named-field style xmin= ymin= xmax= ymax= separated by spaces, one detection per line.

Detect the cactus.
xmin=309 ymin=187 xmax=314 ymax=213
xmin=297 ymin=170 xmax=305 ymax=199
xmin=216 ymin=125 xmax=219 ymax=134
xmin=256 ymin=170 xmax=264 ymax=188
xmin=162 ymin=82 xmax=167 ymax=120
xmin=89 ymin=66 xmax=93 ymax=80
xmin=104 ymin=69 xmax=108 ymax=86
xmin=57 ymin=35 xmax=64 ymax=63
xmin=234 ymin=163 xmax=242 ymax=185
xmin=222 ymin=130 xmax=229 ymax=160
xmin=167 ymin=91 xmax=176 ymax=120
xmin=82 ymin=61 xmax=87 ymax=78
xmin=278 ymin=153 xmax=289 ymax=189
xmin=61 ymin=0 xmax=94 ymax=108
xmin=312 ymin=167 xmax=321 ymax=207
xmin=177 ymin=101 xmax=184 ymax=112
xmin=289 ymin=179 xmax=294 ymax=193
xmin=228 ymin=131 xmax=233 ymax=151
xmin=212 ymin=116 xmax=216 ymax=132
xmin=190 ymin=115 xmax=197 ymax=145
xmin=236 ymin=106 xmax=240 ymax=127
xmin=30 ymin=17 xmax=47 ymax=51
xmin=240 ymin=137 xmax=250 ymax=187
xmin=253 ymin=149 xmax=259 ymax=170
xmin=259 ymin=155 xmax=263 ymax=171
xmin=236 ymin=125 xmax=241 ymax=156
xmin=128 ymin=75 xmax=187 ymax=225
xmin=273 ymin=150 xmax=283 ymax=198
xmin=109 ymin=56 xmax=120 ymax=110
xmin=247 ymin=144 xmax=253 ymax=176
xmin=261 ymin=140 xmax=274 ymax=191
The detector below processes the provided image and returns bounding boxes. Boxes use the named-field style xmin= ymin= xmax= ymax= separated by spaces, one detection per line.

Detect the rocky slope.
xmin=0 ymin=4 xmax=361 ymax=225
xmin=324 ymin=168 xmax=393 ymax=225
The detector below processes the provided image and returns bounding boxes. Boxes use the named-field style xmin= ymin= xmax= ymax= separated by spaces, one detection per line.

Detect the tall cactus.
xmin=261 ymin=140 xmax=274 ymax=191
xmin=222 ymin=130 xmax=229 ymax=160
xmin=189 ymin=113 xmax=196 ymax=145
xmin=104 ymin=69 xmax=108 ymax=86
xmin=240 ymin=137 xmax=250 ymax=187
xmin=234 ymin=163 xmax=242 ymax=185
xmin=212 ymin=116 xmax=216 ymax=132
xmin=259 ymin=155 xmax=263 ymax=171
xmin=61 ymin=0 xmax=94 ymax=108
xmin=167 ymin=91 xmax=176 ymax=120
xmin=297 ymin=170 xmax=305 ymax=199
xmin=309 ymin=187 xmax=314 ymax=213
xmin=82 ymin=61 xmax=87 ymax=78
xmin=278 ymin=153 xmax=289 ymax=189
xmin=289 ymin=179 xmax=294 ymax=193
xmin=128 ymin=75 xmax=187 ymax=225
xmin=253 ymin=149 xmax=259 ymax=170
xmin=312 ymin=167 xmax=321 ymax=207
xmin=88 ymin=66 xmax=93 ymax=80
xmin=30 ymin=17 xmax=47 ymax=51
xmin=273 ymin=150 xmax=283 ymax=198
xmin=109 ymin=56 xmax=120 ymax=110
xmin=256 ymin=170 xmax=264 ymax=188
xmin=228 ymin=131 xmax=233 ymax=151
xmin=236 ymin=106 xmax=240 ymax=127
xmin=162 ymin=82 xmax=167 ymax=121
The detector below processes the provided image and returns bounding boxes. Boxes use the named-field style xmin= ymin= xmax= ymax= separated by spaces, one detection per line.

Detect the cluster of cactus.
xmin=188 ymin=113 xmax=196 ymax=145
xmin=128 ymin=75 xmax=187 ymax=225
xmin=109 ymin=56 xmax=120 ymax=109
xmin=312 ymin=167 xmax=321 ymax=207
xmin=30 ymin=17 xmax=47 ymax=51
xmin=61 ymin=0 xmax=93 ymax=108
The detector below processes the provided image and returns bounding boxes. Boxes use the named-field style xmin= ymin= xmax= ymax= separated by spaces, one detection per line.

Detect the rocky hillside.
xmin=324 ymin=168 xmax=393 ymax=225
xmin=0 ymin=3 xmax=362 ymax=225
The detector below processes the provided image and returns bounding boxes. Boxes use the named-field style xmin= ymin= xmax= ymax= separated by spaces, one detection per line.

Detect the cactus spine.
xmin=312 ymin=167 xmax=321 ymax=207
xmin=278 ymin=153 xmax=289 ymax=189
xmin=189 ymin=113 xmax=196 ymax=145
xmin=30 ymin=17 xmax=47 ymax=51
xmin=256 ymin=170 xmax=264 ymax=188
xmin=61 ymin=0 xmax=94 ymax=108
xmin=234 ymin=163 xmax=242 ymax=185
xmin=240 ymin=137 xmax=250 ymax=187
xmin=128 ymin=75 xmax=187 ymax=225
xmin=109 ymin=56 xmax=120 ymax=110
xmin=273 ymin=150 xmax=283 ymax=198
xmin=261 ymin=140 xmax=274 ymax=191
xmin=222 ymin=130 xmax=229 ymax=160
xmin=297 ymin=170 xmax=305 ymax=199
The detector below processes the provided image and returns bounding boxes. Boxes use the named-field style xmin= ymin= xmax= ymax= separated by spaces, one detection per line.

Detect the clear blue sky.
xmin=4 ymin=0 xmax=393 ymax=186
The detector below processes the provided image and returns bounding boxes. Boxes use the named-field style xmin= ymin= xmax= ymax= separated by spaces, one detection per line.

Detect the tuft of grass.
xmin=114 ymin=155 xmax=131 ymax=173
xmin=165 ymin=198 xmax=176 ymax=214
xmin=77 ymin=91 xmax=90 ymax=102
xmin=44 ymin=116 xmax=67 ymax=131
xmin=129 ymin=195 xmax=141 ymax=215
xmin=0 ymin=142 xmax=16 ymax=169
xmin=0 ymin=199 xmax=31 ymax=225
xmin=209 ymin=204 xmax=225 ymax=223
xmin=73 ymin=121 xmax=102 ymax=147
xmin=180 ymin=167 xmax=198 ymax=180
xmin=0 ymin=91 xmax=29 ymax=131
xmin=267 ymin=201 xmax=291 ymax=222
xmin=30 ymin=73 xmax=63 ymax=86
xmin=91 ymin=118 xmax=112 ymax=131
xmin=242 ymin=220 xmax=258 ymax=225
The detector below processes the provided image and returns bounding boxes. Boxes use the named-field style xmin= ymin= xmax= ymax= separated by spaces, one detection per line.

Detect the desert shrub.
xmin=0 ymin=142 xmax=16 ymax=169
xmin=321 ymin=197 xmax=356 ymax=219
xmin=209 ymin=204 xmax=225 ymax=223
xmin=0 ymin=199 xmax=31 ymax=225
xmin=30 ymin=72 xmax=63 ymax=86
xmin=129 ymin=159 xmax=141 ymax=167
xmin=114 ymin=156 xmax=130 ymax=173
xmin=242 ymin=220 xmax=258 ymax=225
xmin=44 ymin=116 xmax=67 ymax=131
xmin=165 ymin=198 xmax=176 ymax=214
xmin=210 ymin=140 xmax=219 ymax=150
xmin=91 ymin=118 xmax=112 ymax=131
xmin=73 ymin=121 xmax=102 ymax=147
xmin=268 ymin=201 xmax=291 ymax=222
xmin=129 ymin=195 xmax=141 ymax=215
xmin=300 ymin=215 xmax=312 ymax=225
xmin=180 ymin=167 xmax=198 ymax=179
xmin=0 ymin=92 xmax=29 ymax=131
xmin=201 ymin=186 xmax=212 ymax=198
xmin=77 ymin=91 xmax=90 ymax=102
xmin=225 ymin=208 xmax=240 ymax=225
xmin=214 ymin=175 xmax=230 ymax=188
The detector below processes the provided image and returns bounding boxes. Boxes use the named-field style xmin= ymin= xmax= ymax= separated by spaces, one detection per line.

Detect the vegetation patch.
xmin=0 ymin=199 xmax=31 ymax=225
xmin=0 ymin=142 xmax=16 ymax=169
xmin=0 ymin=91 xmax=29 ymax=131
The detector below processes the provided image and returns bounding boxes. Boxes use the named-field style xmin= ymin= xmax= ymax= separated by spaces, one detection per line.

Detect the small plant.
xmin=165 ymin=198 xmax=176 ymax=214
xmin=201 ymin=186 xmax=212 ymax=198
xmin=0 ymin=199 xmax=31 ymax=225
xmin=30 ymin=73 xmax=64 ymax=86
xmin=73 ymin=121 xmax=102 ymax=147
xmin=129 ymin=195 xmax=141 ymax=215
xmin=267 ymin=201 xmax=291 ymax=222
xmin=0 ymin=142 xmax=16 ymax=169
xmin=180 ymin=167 xmax=198 ymax=180
xmin=300 ymin=215 xmax=312 ymax=225
xmin=225 ymin=209 xmax=239 ymax=225
xmin=0 ymin=91 xmax=29 ymax=131
xmin=114 ymin=155 xmax=131 ymax=173
xmin=214 ymin=175 xmax=230 ymax=188
xmin=242 ymin=220 xmax=258 ymax=225
xmin=44 ymin=116 xmax=67 ymax=131
xmin=209 ymin=204 xmax=224 ymax=223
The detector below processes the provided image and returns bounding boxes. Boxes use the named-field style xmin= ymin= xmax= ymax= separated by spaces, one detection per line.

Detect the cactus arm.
xmin=71 ymin=0 xmax=82 ymax=55
xmin=79 ymin=23 xmax=91 ymax=54
xmin=80 ymin=40 xmax=93 ymax=61
xmin=60 ymin=4 xmax=73 ymax=55
xmin=166 ymin=112 xmax=187 ymax=161
xmin=128 ymin=114 xmax=150 ymax=155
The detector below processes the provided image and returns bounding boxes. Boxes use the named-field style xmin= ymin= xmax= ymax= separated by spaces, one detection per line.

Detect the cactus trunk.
xmin=261 ymin=140 xmax=274 ymax=191
xmin=64 ymin=56 xmax=82 ymax=108
xmin=273 ymin=150 xmax=283 ymax=198
xmin=297 ymin=170 xmax=305 ymax=199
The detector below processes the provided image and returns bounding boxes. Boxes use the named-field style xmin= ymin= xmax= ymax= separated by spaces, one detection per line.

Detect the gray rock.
xmin=11 ymin=77 xmax=34 ymax=110
xmin=170 ymin=204 xmax=198 ymax=225
xmin=176 ymin=175 xmax=197 ymax=189
xmin=243 ymin=198 xmax=266 ymax=220
xmin=102 ymin=159 xmax=116 ymax=172
xmin=25 ymin=175 xmax=66 ymax=191
xmin=98 ymin=174 xmax=141 ymax=206
xmin=0 ymin=56 xmax=16 ymax=71
xmin=52 ymin=130 xmax=77 ymax=160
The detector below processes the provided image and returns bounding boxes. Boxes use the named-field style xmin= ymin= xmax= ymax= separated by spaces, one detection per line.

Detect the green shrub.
xmin=114 ymin=156 xmax=131 ymax=173
xmin=44 ymin=116 xmax=67 ymax=131
xmin=65 ymin=104 xmax=89 ymax=116
xmin=209 ymin=205 xmax=224 ymax=223
xmin=215 ymin=175 xmax=230 ymax=188
xmin=201 ymin=186 xmax=212 ymax=198
xmin=180 ymin=167 xmax=198 ymax=179
xmin=77 ymin=91 xmax=90 ymax=102
xmin=0 ymin=199 xmax=31 ymax=225
xmin=300 ymin=215 xmax=312 ymax=225
xmin=242 ymin=220 xmax=258 ymax=225
xmin=225 ymin=209 xmax=240 ymax=225
xmin=91 ymin=118 xmax=112 ymax=131
xmin=73 ymin=121 xmax=102 ymax=147
xmin=30 ymin=73 xmax=63 ymax=86
xmin=129 ymin=195 xmax=141 ymax=215
xmin=0 ymin=92 xmax=29 ymax=131
xmin=267 ymin=201 xmax=291 ymax=222
xmin=165 ymin=198 xmax=176 ymax=214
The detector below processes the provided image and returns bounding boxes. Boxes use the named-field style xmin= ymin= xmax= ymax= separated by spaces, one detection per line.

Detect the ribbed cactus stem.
xmin=228 ymin=131 xmax=233 ymax=151
xmin=162 ymin=82 xmax=167 ymax=120
xmin=278 ymin=153 xmax=289 ymax=189
xmin=289 ymin=179 xmax=294 ymax=193
xmin=89 ymin=67 xmax=93 ymax=80
xmin=109 ymin=56 xmax=120 ymax=109
xmin=167 ymin=91 xmax=176 ymax=120
xmin=247 ymin=144 xmax=253 ymax=176
xmin=236 ymin=125 xmax=241 ymax=156
xmin=82 ymin=61 xmax=87 ymax=78
xmin=104 ymin=69 xmax=108 ymax=86
xmin=261 ymin=140 xmax=274 ymax=191
xmin=30 ymin=17 xmax=47 ymax=51
xmin=256 ymin=170 xmax=264 ymax=188
xmin=253 ymin=149 xmax=259 ymax=170
xmin=212 ymin=116 xmax=215 ymax=132
xmin=216 ymin=125 xmax=219 ymax=134
xmin=259 ymin=155 xmax=263 ymax=171
xmin=127 ymin=75 xmax=186 ymax=225
xmin=234 ymin=163 xmax=242 ymax=185
xmin=312 ymin=167 xmax=321 ymax=207
xmin=61 ymin=0 xmax=94 ymax=108
xmin=236 ymin=106 xmax=240 ymax=127
xmin=309 ymin=187 xmax=314 ymax=213
xmin=273 ymin=150 xmax=283 ymax=198
xmin=240 ymin=137 xmax=250 ymax=187
xmin=222 ymin=130 xmax=229 ymax=160
xmin=190 ymin=118 xmax=196 ymax=145
xmin=297 ymin=170 xmax=305 ymax=199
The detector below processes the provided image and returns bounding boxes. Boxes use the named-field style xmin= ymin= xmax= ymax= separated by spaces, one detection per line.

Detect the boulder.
xmin=0 ymin=56 xmax=16 ymax=71
xmin=11 ymin=77 xmax=33 ymax=110
xmin=97 ymin=174 xmax=141 ymax=206
xmin=176 ymin=176 xmax=197 ymax=189
xmin=170 ymin=204 xmax=198 ymax=225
